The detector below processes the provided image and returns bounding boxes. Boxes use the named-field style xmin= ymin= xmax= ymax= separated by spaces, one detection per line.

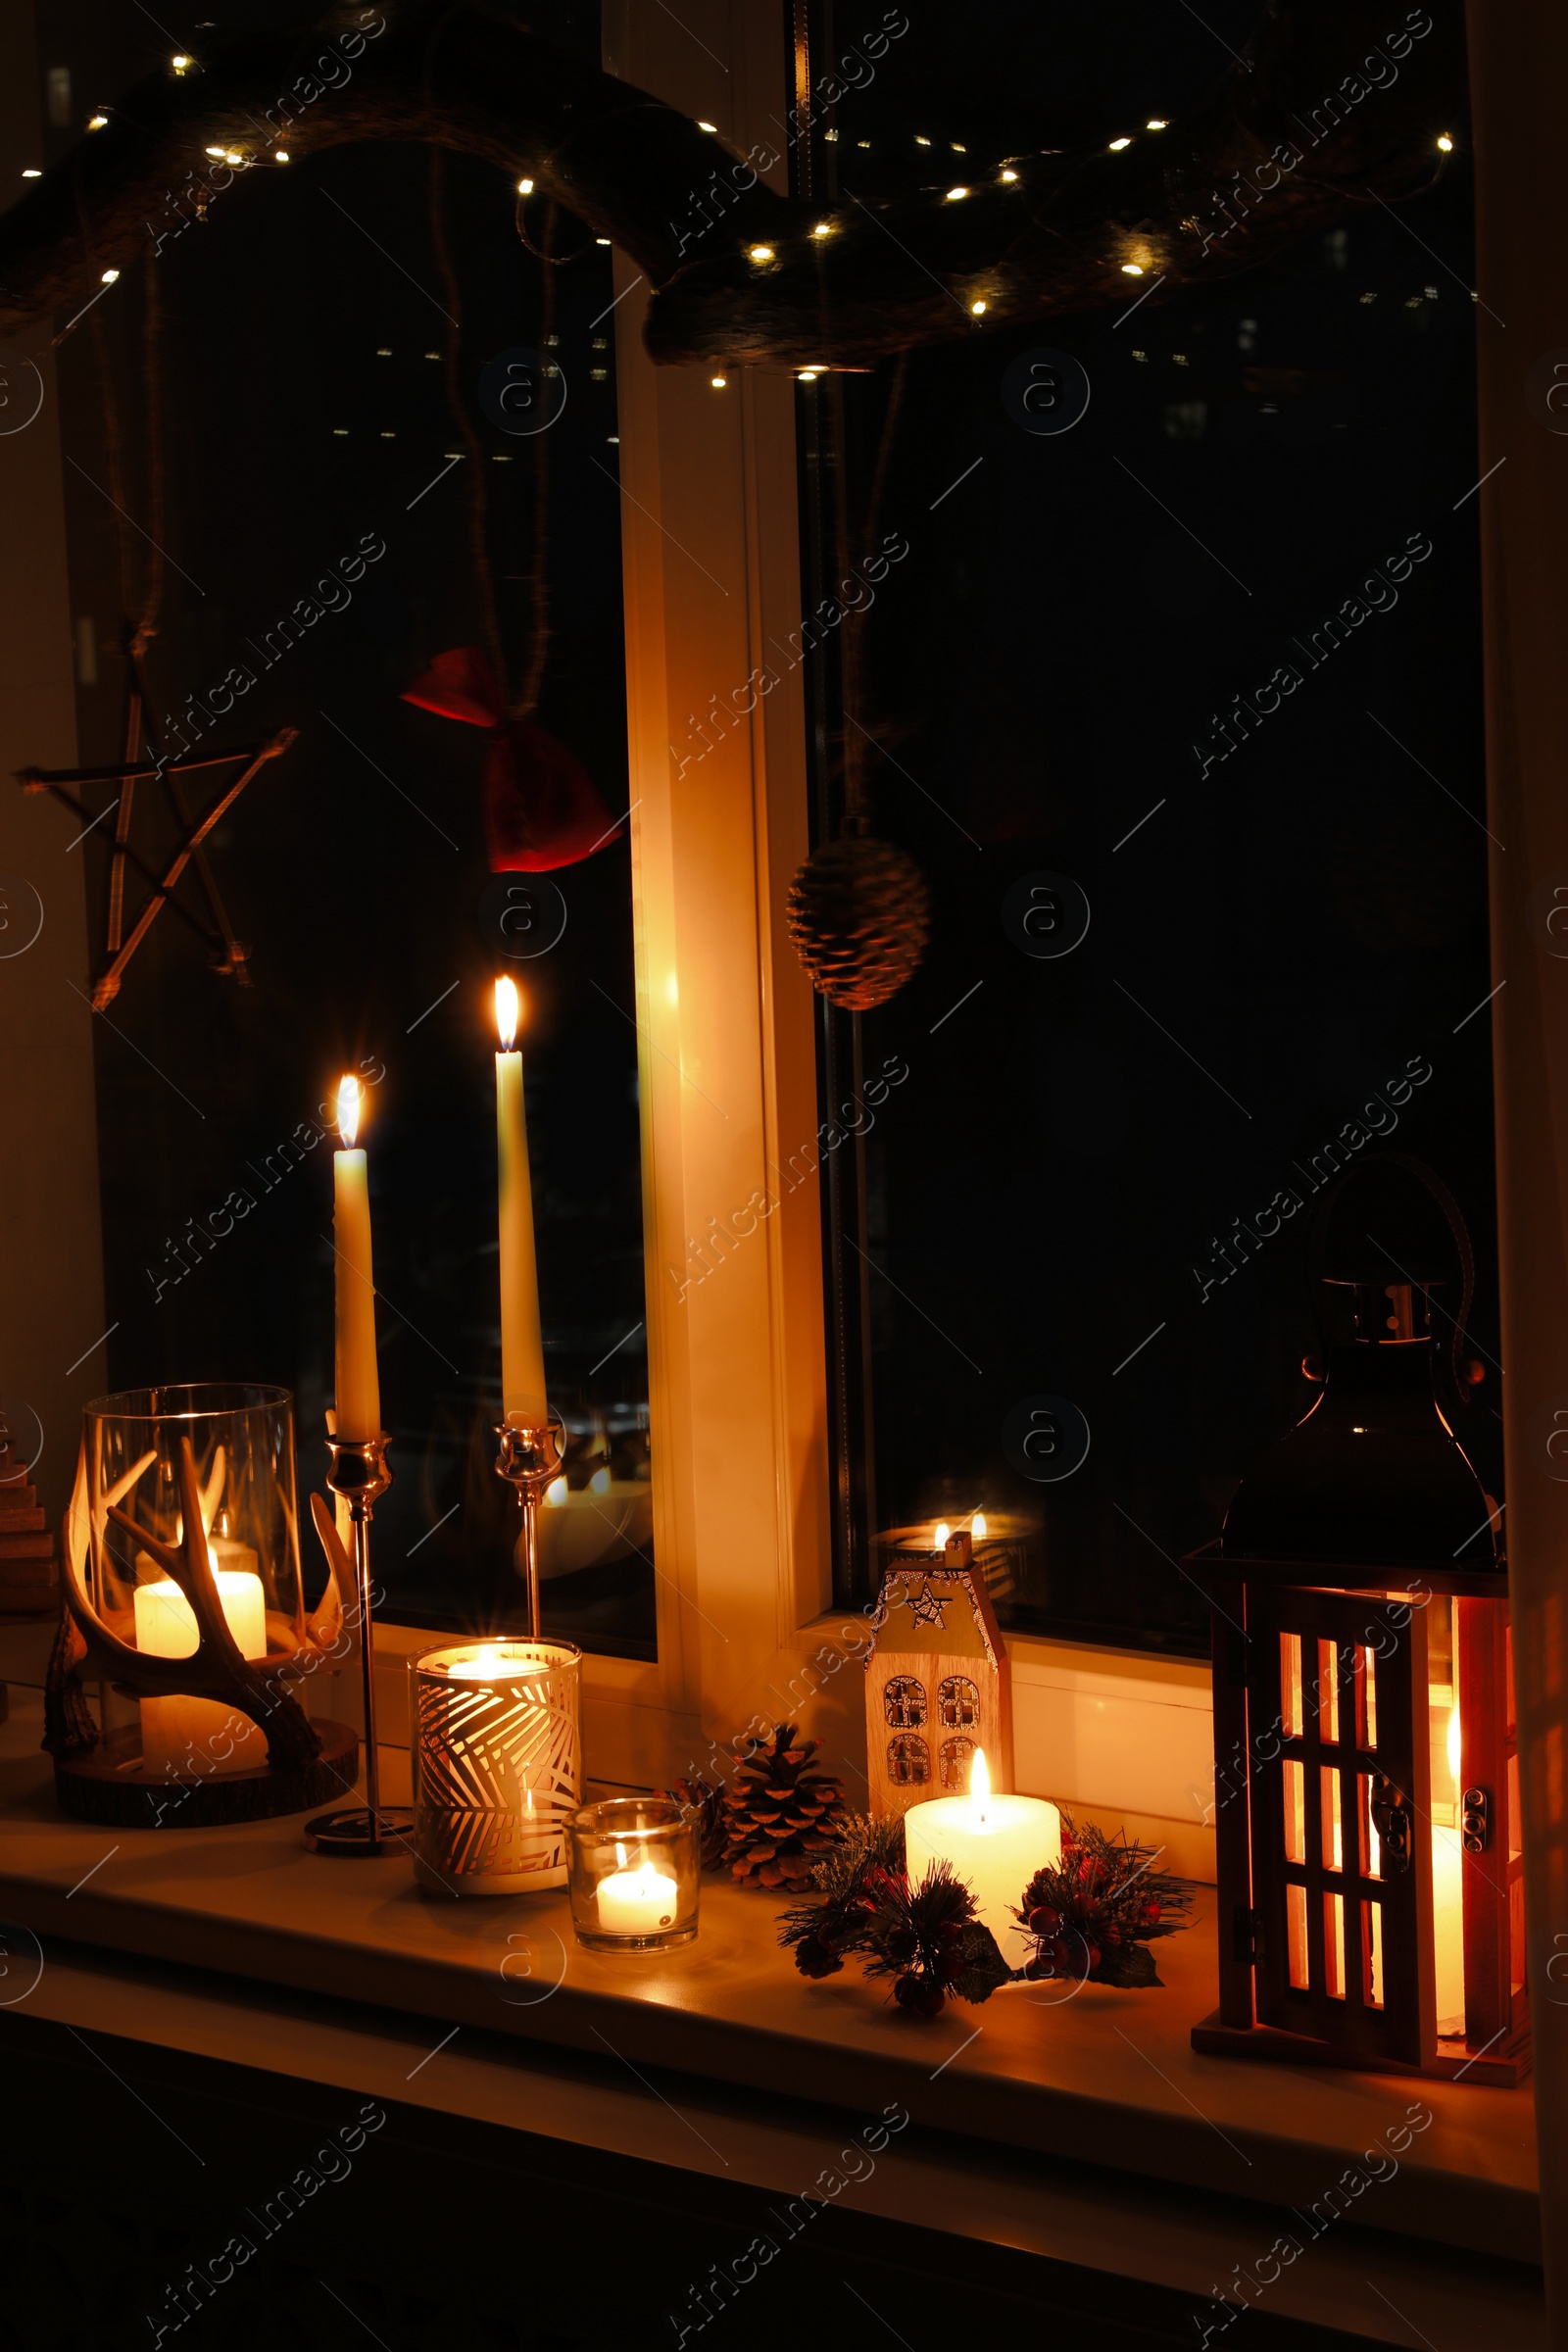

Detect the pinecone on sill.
xmin=660 ymin=1774 xmax=727 ymax=1871
xmin=720 ymin=1724 xmax=848 ymax=1892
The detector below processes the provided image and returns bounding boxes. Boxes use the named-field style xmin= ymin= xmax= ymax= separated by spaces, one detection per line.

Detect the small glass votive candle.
xmin=411 ymin=1638 xmax=581 ymax=1896
xmin=567 ymin=1798 xmax=700 ymax=1952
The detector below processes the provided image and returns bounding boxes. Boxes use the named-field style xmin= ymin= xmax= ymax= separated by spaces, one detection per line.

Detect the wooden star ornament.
xmin=17 ymin=660 xmax=294 ymax=1008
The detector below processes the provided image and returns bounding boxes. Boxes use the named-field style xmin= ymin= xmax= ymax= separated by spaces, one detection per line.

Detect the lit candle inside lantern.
xmin=933 ymin=1520 xmax=951 ymax=1549
xmin=970 ymin=1511 xmax=987 ymax=1542
xmin=134 ymin=1564 xmax=268 ymax=1778
xmin=596 ymin=1839 xmax=679 ymax=1936
xmin=1433 ymin=1701 xmax=1465 ymax=2033
xmin=905 ymin=1748 xmax=1062 ymax=1949
xmin=494 ymin=979 xmax=548 ymax=1429
xmin=332 ymin=1073 xmax=380 ymax=1442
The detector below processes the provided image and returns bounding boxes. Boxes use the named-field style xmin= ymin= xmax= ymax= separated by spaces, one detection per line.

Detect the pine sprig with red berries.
xmin=1014 ymin=1812 xmax=1192 ymax=1990
xmin=779 ymin=1816 xmax=1012 ymax=2017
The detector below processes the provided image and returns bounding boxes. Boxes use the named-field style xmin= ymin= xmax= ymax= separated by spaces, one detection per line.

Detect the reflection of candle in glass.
xmin=209 ymin=1535 xmax=259 ymax=1581
xmin=333 ymin=1073 xmax=380 ymax=1442
xmin=597 ymin=1839 xmax=678 ymax=1936
xmin=970 ymin=1511 xmax=987 ymax=1542
xmin=135 ymin=1566 xmax=268 ymax=1778
xmin=495 ymin=979 xmax=548 ymax=1429
xmin=933 ymin=1521 xmax=951 ymax=1549
xmin=905 ymin=1748 xmax=1062 ymax=1945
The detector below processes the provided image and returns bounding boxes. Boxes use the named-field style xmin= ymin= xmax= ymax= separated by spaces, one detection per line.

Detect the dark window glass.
xmin=51 ymin=0 xmax=654 ymax=1655
xmin=798 ymin=0 xmax=1494 ymax=1653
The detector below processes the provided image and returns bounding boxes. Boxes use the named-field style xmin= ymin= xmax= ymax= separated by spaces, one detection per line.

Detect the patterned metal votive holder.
xmin=410 ymin=1639 xmax=581 ymax=1896
xmin=567 ymin=1797 xmax=700 ymax=1953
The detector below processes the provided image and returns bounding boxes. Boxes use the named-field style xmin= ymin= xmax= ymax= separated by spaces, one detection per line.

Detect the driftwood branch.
xmin=652 ymin=4 xmax=1468 ymax=367
xmin=0 ymin=0 xmax=1464 ymax=367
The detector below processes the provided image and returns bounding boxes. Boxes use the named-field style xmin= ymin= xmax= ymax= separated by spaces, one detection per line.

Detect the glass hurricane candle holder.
xmin=567 ymin=1797 xmax=700 ymax=1952
xmin=85 ymin=1383 xmax=307 ymax=1782
xmin=411 ymin=1639 xmax=582 ymax=1895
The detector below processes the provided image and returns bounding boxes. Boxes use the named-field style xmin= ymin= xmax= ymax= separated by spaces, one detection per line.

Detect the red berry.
xmin=894 ymin=1972 xmax=944 ymax=2018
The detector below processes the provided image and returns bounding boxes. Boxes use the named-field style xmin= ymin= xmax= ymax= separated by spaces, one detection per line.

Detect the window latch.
xmin=1371 ymin=1774 xmax=1413 ymax=1873
xmin=1234 ymin=1905 xmax=1263 ymax=1965
xmin=1462 ymin=1786 xmax=1490 ymax=1854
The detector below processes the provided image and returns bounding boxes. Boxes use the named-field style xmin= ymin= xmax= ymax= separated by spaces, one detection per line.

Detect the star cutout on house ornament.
xmin=906 ymin=1577 xmax=950 ymax=1631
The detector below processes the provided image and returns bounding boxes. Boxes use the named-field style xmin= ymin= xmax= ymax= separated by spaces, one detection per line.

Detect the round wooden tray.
xmin=53 ymin=1717 xmax=360 ymax=1829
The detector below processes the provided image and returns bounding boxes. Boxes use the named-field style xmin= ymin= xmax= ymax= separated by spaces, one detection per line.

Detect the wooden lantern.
xmin=863 ymin=1530 xmax=1013 ymax=1820
xmin=1187 ymin=1236 xmax=1526 ymax=2084
xmin=1190 ymin=1549 xmax=1523 ymax=2083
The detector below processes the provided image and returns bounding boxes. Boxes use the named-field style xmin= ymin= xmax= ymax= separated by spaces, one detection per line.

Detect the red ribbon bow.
xmin=402 ymin=647 xmax=616 ymax=871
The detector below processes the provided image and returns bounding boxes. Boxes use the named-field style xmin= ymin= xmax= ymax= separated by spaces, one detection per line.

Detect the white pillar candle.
xmin=596 ymin=1842 xmax=679 ymax=1936
xmin=1432 ymin=1822 xmax=1465 ymax=2033
xmin=134 ymin=1567 xmax=268 ymax=1780
xmin=333 ymin=1073 xmax=380 ymax=1442
xmin=1433 ymin=1701 xmax=1466 ymax=2033
xmin=904 ymin=1749 xmax=1062 ymax=1951
xmin=494 ymin=979 xmax=549 ymax=1428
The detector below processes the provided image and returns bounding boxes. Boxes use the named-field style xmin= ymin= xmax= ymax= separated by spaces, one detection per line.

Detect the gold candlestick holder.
xmin=304 ymin=1431 xmax=415 ymax=1857
xmin=494 ymin=1416 xmax=565 ymax=1639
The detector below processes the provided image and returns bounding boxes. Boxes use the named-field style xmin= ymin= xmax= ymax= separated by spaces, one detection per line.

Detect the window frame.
xmin=510 ymin=0 xmax=834 ymax=1784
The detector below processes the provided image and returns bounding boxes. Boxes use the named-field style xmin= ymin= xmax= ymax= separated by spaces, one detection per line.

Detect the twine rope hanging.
xmin=74 ymin=173 xmax=167 ymax=682
xmin=787 ymin=352 xmax=930 ymax=1012
xmin=429 ymin=153 xmax=557 ymax=720
xmin=835 ymin=351 xmax=907 ymax=831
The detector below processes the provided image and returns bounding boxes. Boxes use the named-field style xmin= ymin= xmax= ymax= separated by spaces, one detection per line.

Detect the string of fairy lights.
xmin=19 ymin=51 xmax=1463 ymax=388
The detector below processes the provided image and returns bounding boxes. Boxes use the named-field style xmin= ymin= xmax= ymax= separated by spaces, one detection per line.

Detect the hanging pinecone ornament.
xmin=719 ymin=1724 xmax=849 ymax=1891
xmin=786 ymin=833 xmax=930 ymax=1011
xmin=658 ymin=1774 xmax=727 ymax=1870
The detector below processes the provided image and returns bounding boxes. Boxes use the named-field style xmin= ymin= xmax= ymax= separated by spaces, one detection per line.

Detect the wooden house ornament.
xmin=864 ymin=1530 xmax=1013 ymax=1820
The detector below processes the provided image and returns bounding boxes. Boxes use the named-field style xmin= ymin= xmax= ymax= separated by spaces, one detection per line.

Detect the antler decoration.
xmin=308 ymin=1489 xmax=351 ymax=1649
xmin=0 ymin=0 xmax=1465 ymax=368
xmin=46 ymin=1434 xmax=321 ymax=1771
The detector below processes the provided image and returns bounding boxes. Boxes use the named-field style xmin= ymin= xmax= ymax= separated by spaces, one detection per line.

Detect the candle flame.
xmin=445 ymin=1642 xmax=507 ymax=1680
xmin=933 ymin=1520 xmax=951 ymax=1549
xmin=336 ymin=1072 xmax=361 ymax=1149
xmin=1447 ymin=1703 xmax=1461 ymax=1786
xmin=970 ymin=1511 xmax=987 ymax=1542
xmin=495 ymin=975 xmax=520 ymax=1050
xmin=969 ymin=1746 xmax=991 ymax=1825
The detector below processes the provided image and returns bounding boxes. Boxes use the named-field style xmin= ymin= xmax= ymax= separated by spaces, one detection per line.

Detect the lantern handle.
xmin=1305 ymin=1151 xmax=1476 ymax=1414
